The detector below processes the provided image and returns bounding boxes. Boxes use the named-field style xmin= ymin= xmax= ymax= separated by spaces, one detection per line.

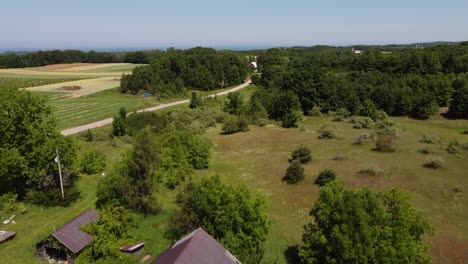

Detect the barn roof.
xmin=52 ymin=209 xmax=99 ymax=254
xmin=0 ymin=231 xmax=16 ymax=243
xmin=152 ymin=228 xmax=241 ymax=264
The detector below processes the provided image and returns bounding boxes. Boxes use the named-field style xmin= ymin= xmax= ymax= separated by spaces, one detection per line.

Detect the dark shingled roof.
xmin=52 ymin=209 xmax=98 ymax=254
xmin=152 ymin=228 xmax=241 ymax=264
xmin=0 ymin=231 xmax=16 ymax=243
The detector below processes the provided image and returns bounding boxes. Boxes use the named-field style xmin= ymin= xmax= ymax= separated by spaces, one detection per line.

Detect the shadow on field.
xmin=284 ymin=245 xmax=301 ymax=264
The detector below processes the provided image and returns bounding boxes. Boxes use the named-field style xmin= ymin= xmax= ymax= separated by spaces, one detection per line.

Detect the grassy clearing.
xmin=197 ymin=116 xmax=468 ymax=263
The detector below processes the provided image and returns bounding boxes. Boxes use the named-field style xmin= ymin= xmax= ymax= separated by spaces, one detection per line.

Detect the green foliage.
xmin=246 ymin=93 xmax=269 ymax=124
xmin=222 ymin=115 xmax=250 ymax=134
xmin=314 ymin=169 xmax=336 ymax=186
xmin=375 ymin=133 xmax=397 ymax=152
xmin=446 ymin=141 xmax=463 ymax=154
xmin=309 ymin=106 xmax=322 ymax=117
xmin=357 ymin=99 xmax=379 ymax=120
xmin=0 ymin=193 xmax=27 ymax=216
xmin=224 ymin=92 xmax=245 ymax=115
xmin=166 ymin=176 xmax=270 ymax=264
xmin=186 ymin=136 xmax=212 ymax=169
xmin=351 ymin=116 xmax=374 ymax=129
xmin=291 ymin=145 xmax=313 ymax=164
xmin=0 ymin=88 xmax=78 ymax=205
xmin=189 ymin=92 xmax=204 ymax=109
xmin=283 ymin=160 xmax=305 ymax=184
xmin=318 ymin=125 xmax=338 ymax=139
xmin=420 ymin=134 xmax=440 ymax=144
xmin=423 ymin=156 xmax=444 ymax=169
xmin=281 ymin=111 xmax=301 ymax=128
xmin=96 ymin=129 xmax=160 ymax=214
xmin=80 ymin=150 xmax=106 ymax=175
xmin=448 ymin=85 xmax=468 ymax=118
xmin=112 ymin=116 xmax=127 ymax=137
xmin=299 ymin=181 xmax=431 ymax=264
xmin=120 ymin=48 xmax=249 ymax=95
xmin=77 ymin=206 xmax=136 ymax=263
xmin=410 ymin=93 xmax=438 ymax=120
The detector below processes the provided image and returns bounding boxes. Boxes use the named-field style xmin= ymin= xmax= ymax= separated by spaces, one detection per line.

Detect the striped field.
xmin=46 ymin=89 xmax=160 ymax=129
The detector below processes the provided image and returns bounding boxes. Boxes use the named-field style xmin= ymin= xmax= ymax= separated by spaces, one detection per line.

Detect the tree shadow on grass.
xmin=284 ymin=245 xmax=301 ymax=264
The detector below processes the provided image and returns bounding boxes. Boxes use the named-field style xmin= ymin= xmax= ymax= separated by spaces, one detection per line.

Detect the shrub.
xmin=420 ymin=134 xmax=439 ymax=144
xmin=354 ymin=134 xmax=373 ymax=145
xmin=418 ymin=147 xmax=435 ymax=155
xmin=357 ymin=166 xmax=382 ymax=176
xmin=253 ymin=118 xmax=268 ymax=127
xmin=80 ymin=150 xmax=106 ymax=174
xmin=309 ymin=106 xmax=322 ymax=117
xmin=221 ymin=116 xmax=249 ymax=134
xmin=282 ymin=111 xmax=301 ymax=128
xmin=463 ymin=130 xmax=468 ymax=135
xmin=238 ymin=116 xmax=250 ymax=132
xmin=446 ymin=141 xmax=463 ymax=154
xmin=314 ymin=169 xmax=336 ymax=186
xmin=423 ymin=156 xmax=444 ymax=169
xmin=112 ymin=116 xmax=126 ymax=136
xmin=189 ymin=92 xmax=204 ymax=109
xmin=351 ymin=116 xmax=374 ymax=129
xmin=318 ymin=125 xmax=337 ymax=139
xmin=335 ymin=108 xmax=351 ymax=118
xmin=332 ymin=155 xmax=346 ymax=161
xmin=0 ymin=193 xmax=27 ymax=215
xmin=375 ymin=133 xmax=397 ymax=152
xmin=222 ymin=116 xmax=240 ymax=134
xmin=291 ymin=145 xmax=313 ymax=164
xmin=283 ymin=160 xmax=305 ymax=184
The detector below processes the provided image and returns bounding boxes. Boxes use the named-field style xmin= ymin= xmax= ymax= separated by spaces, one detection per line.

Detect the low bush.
xmin=375 ymin=133 xmax=397 ymax=152
xmin=318 ymin=125 xmax=338 ymax=139
xmin=332 ymin=155 xmax=346 ymax=161
xmin=423 ymin=156 xmax=444 ymax=169
xmin=222 ymin=115 xmax=249 ymax=134
xmin=420 ymin=134 xmax=439 ymax=144
xmin=357 ymin=166 xmax=382 ymax=176
xmin=283 ymin=160 xmax=305 ymax=184
xmin=354 ymin=134 xmax=374 ymax=145
xmin=463 ymin=130 xmax=468 ymax=135
xmin=282 ymin=111 xmax=301 ymax=128
xmin=446 ymin=141 xmax=463 ymax=154
xmin=80 ymin=150 xmax=106 ymax=174
xmin=0 ymin=193 xmax=27 ymax=215
xmin=314 ymin=169 xmax=336 ymax=186
xmin=351 ymin=116 xmax=374 ymax=129
xmin=309 ymin=106 xmax=322 ymax=117
xmin=418 ymin=147 xmax=435 ymax=155
xmin=291 ymin=145 xmax=313 ymax=164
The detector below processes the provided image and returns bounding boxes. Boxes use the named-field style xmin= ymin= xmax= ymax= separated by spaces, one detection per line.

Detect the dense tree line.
xmin=120 ymin=47 xmax=250 ymax=96
xmin=0 ymin=49 xmax=159 ymax=68
xmin=254 ymin=43 xmax=468 ymax=120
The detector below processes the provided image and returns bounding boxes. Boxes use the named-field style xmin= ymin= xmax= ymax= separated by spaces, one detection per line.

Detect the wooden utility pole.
xmin=55 ymin=148 xmax=65 ymax=199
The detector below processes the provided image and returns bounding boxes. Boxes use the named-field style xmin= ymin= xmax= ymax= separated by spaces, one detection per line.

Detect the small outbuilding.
xmin=36 ymin=209 xmax=99 ymax=264
xmin=0 ymin=230 xmax=16 ymax=244
xmin=152 ymin=228 xmax=241 ymax=264
xmin=120 ymin=242 xmax=145 ymax=256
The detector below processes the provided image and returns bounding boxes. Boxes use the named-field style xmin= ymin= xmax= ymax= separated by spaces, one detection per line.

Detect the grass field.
xmin=198 ymin=116 xmax=468 ymax=264
xmin=0 ymin=77 xmax=90 ymax=89
xmin=44 ymin=88 xmax=160 ymax=129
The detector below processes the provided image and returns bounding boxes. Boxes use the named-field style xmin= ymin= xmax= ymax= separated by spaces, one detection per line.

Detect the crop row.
xmin=0 ymin=77 xmax=87 ymax=89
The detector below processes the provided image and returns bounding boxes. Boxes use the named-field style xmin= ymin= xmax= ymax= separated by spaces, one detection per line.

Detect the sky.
xmin=1 ymin=0 xmax=468 ymax=50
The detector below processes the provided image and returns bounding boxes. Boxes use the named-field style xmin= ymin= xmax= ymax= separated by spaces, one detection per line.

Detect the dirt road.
xmin=61 ymin=80 xmax=252 ymax=136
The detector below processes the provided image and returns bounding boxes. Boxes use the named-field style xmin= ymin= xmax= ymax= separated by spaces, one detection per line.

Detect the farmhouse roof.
xmin=0 ymin=231 xmax=16 ymax=243
xmin=152 ymin=228 xmax=241 ymax=264
xmin=52 ymin=208 xmax=99 ymax=254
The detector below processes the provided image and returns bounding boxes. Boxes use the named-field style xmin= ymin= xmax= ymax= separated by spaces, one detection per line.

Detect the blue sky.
xmin=1 ymin=0 xmax=467 ymax=50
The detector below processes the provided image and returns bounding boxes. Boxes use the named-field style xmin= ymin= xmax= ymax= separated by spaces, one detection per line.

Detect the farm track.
xmin=61 ymin=80 xmax=252 ymax=135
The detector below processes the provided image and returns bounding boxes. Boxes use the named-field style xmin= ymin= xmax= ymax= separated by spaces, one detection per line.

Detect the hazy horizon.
xmin=1 ymin=0 xmax=468 ymax=50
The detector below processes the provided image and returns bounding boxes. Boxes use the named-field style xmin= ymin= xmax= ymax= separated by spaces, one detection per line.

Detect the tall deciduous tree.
xmin=299 ymin=181 xmax=431 ymax=264
xmin=166 ymin=176 xmax=270 ymax=264
xmin=0 ymin=88 xmax=78 ymax=205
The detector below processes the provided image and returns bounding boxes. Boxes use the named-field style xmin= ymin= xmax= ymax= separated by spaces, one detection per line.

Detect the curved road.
xmin=61 ymin=80 xmax=252 ymax=136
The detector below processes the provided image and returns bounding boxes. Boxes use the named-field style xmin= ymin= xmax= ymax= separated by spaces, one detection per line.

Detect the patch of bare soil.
xmin=58 ymin=85 xmax=81 ymax=91
xmin=432 ymin=234 xmax=468 ymax=264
